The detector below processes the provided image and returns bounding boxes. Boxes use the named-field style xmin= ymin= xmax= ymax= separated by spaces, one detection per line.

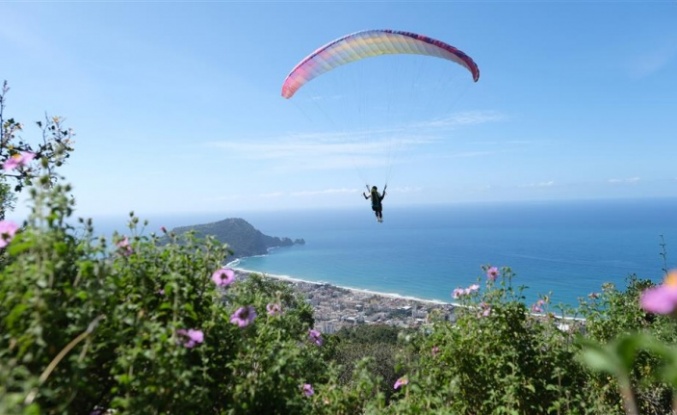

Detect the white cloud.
xmin=290 ymin=188 xmax=357 ymax=197
xmin=202 ymin=194 xmax=243 ymax=202
xmin=389 ymin=186 xmax=423 ymax=193
xmin=259 ymin=192 xmax=285 ymax=198
xmin=205 ymin=110 xmax=506 ymax=172
xmin=608 ymin=177 xmax=640 ymax=184
xmin=627 ymin=39 xmax=677 ymax=78
xmin=305 ymin=93 xmax=344 ymax=102
xmin=203 ymin=186 xmax=425 ymax=203
xmin=206 ymin=131 xmax=433 ymax=171
xmin=415 ymin=111 xmax=507 ymax=129
xmin=519 ymin=181 xmax=555 ymax=188
xmin=450 ymin=151 xmax=494 ymax=159
xmin=256 ymin=185 xmax=426 ymax=199
xmin=210 ymin=134 xmax=392 ymax=159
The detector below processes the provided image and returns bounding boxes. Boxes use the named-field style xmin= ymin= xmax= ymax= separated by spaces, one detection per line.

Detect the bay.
xmin=90 ymin=197 xmax=677 ymax=309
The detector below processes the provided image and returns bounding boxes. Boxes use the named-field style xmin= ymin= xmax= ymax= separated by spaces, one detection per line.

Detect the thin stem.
xmin=24 ymin=315 xmax=105 ymax=405
xmin=659 ymin=234 xmax=669 ymax=275
xmin=619 ymin=379 xmax=639 ymax=415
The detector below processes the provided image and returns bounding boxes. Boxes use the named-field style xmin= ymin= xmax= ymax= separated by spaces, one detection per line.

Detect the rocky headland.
xmin=169 ymin=217 xmax=305 ymax=259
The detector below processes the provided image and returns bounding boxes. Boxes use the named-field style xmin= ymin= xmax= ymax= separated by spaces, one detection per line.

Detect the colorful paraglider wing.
xmin=281 ymin=29 xmax=480 ymax=99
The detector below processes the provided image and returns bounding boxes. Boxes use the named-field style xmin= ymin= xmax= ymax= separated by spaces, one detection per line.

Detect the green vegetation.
xmin=4 ymin=83 xmax=677 ymax=414
xmin=0 ymin=81 xmax=74 ymax=220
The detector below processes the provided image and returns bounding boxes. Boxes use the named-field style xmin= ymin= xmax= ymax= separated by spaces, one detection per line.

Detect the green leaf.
xmin=117 ymin=374 xmax=131 ymax=385
xmin=579 ymin=344 xmax=619 ymax=375
xmin=23 ymin=403 xmax=42 ymax=415
xmin=614 ymin=333 xmax=644 ymax=371
xmin=6 ymin=237 xmax=34 ymax=256
xmin=6 ymin=303 xmax=28 ymax=328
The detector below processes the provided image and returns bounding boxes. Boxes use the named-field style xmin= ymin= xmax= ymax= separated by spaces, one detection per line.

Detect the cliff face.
xmin=170 ymin=218 xmax=304 ymax=259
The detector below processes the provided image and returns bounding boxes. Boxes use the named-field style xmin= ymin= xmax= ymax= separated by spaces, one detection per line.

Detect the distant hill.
xmin=169 ymin=218 xmax=304 ymax=259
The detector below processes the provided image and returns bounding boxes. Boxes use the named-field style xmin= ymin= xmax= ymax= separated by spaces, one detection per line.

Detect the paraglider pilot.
xmin=363 ymin=185 xmax=386 ymax=223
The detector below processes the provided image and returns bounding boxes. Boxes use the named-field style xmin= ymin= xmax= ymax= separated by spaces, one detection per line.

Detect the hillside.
xmin=169 ymin=218 xmax=304 ymax=259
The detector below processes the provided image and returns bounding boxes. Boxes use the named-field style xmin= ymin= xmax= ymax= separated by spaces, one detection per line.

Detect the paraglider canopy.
xmin=280 ymin=29 xmax=481 ymax=190
xmin=281 ymin=29 xmax=480 ymax=99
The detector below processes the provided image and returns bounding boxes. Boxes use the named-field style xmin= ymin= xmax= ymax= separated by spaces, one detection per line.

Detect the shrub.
xmin=0 ymin=179 xmax=327 ymax=415
xmin=383 ymin=267 xmax=599 ymax=414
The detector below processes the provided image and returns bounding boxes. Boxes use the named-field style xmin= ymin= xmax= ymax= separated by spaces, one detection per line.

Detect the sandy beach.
xmin=233 ymin=268 xmax=458 ymax=333
xmin=233 ymin=268 xmax=585 ymax=334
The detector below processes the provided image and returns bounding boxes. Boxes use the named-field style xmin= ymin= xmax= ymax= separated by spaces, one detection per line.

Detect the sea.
xmin=89 ymin=198 xmax=677 ymax=310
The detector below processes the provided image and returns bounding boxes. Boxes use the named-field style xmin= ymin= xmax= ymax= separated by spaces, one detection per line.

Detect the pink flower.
xmin=212 ymin=268 xmax=235 ymax=287
xmin=431 ymin=346 xmax=440 ymax=357
xmin=0 ymin=220 xmax=19 ymax=248
xmin=177 ymin=328 xmax=204 ymax=348
xmin=466 ymin=284 xmax=480 ymax=294
xmin=531 ymin=299 xmax=546 ymax=313
xmin=116 ymin=236 xmax=133 ymax=255
xmin=487 ymin=266 xmax=499 ymax=282
xmin=3 ymin=151 xmax=35 ymax=171
xmin=266 ymin=303 xmax=282 ymax=316
xmin=231 ymin=306 xmax=256 ymax=328
xmin=302 ymin=383 xmax=314 ymax=397
xmin=394 ymin=376 xmax=409 ymax=390
xmin=479 ymin=302 xmax=492 ymax=317
xmin=309 ymin=329 xmax=323 ymax=346
xmin=453 ymin=284 xmax=480 ymax=299
xmin=160 ymin=226 xmax=167 ymax=233
xmin=640 ymin=270 xmax=677 ymax=315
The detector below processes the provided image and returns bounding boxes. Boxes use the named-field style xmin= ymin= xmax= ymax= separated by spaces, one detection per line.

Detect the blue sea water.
xmin=91 ymin=198 xmax=677 ymax=309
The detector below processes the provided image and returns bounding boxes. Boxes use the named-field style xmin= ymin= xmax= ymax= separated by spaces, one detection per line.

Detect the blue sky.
xmin=2 ymin=1 xmax=676 ymax=219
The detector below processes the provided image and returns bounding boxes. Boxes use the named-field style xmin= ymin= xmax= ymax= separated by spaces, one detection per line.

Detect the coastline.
xmin=229 ymin=262 xmax=453 ymax=306
xmin=232 ymin=265 xmax=585 ymax=333
xmin=232 ymin=267 xmax=459 ymax=333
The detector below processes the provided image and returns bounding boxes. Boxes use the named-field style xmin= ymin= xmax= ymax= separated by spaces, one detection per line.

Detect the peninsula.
xmin=169 ymin=218 xmax=305 ymax=259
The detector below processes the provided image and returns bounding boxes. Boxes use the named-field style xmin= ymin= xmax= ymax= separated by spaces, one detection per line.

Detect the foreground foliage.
xmin=1 ymin=182 xmax=336 ymax=414
xmin=3 ymin=179 xmax=677 ymax=415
